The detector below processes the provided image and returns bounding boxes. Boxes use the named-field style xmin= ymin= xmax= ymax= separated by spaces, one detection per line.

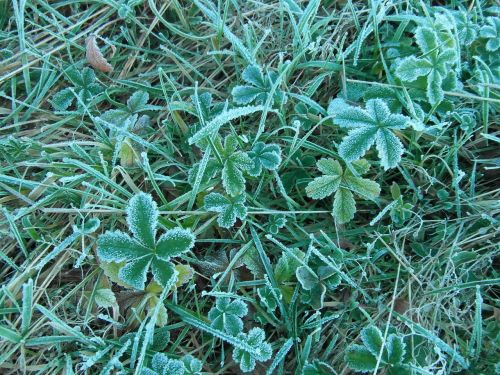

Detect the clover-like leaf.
xmin=208 ymin=297 xmax=248 ymax=336
xmin=247 ymin=142 xmax=282 ymax=176
xmin=346 ymin=325 xmax=408 ymax=374
xmin=204 ymin=192 xmax=247 ymax=228
xmin=181 ymin=355 xmax=202 ymax=375
xmin=221 ymin=135 xmax=254 ymax=196
xmin=266 ymin=214 xmax=287 ymax=235
xmin=480 ymin=17 xmax=500 ymax=52
xmin=232 ymin=64 xmax=287 ymax=106
xmin=97 ymin=192 xmax=195 ymax=290
xmin=395 ymin=26 xmax=458 ymax=104
xmin=232 ymin=327 xmax=273 ymax=373
xmin=257 ymin=285 xmax=278 ymax=312
xmin=51 ymin=67 xmax=103 ymax=111
xmin=335 ymin=99 xmax=409 ymax=169
xmin=296 ymin=265 xmax=340 ymax=309
xmin=305 ymin=158 xmax=380 ymax=223
xmin=302 ymin=360 xmax=336 ymax=375
xmin=141 ymin=353 xmax=185 ymax=375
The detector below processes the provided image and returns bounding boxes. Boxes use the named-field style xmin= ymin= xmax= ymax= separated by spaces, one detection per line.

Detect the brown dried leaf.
xmin=85 ymin=34 xmax=113 ymax=73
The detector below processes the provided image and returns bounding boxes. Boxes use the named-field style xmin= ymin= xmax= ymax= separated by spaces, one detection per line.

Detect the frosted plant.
xmin=334 ymin=99 xmax=410 ymax=169
xmin=345 ymin=326 xmax=413 ymax=374
xmin=97 ymin=192 xmax=195 ymax=290
xmin=117 ymin=0 xmax=143 ymax=20
xmin=453 ymin=10 xmax=479 ymax=45
xmin=247 ymin=142 xmax=282 ymax=176
xmin=266 ymin=214 xmax=287 ymax=234
xmin=232 ymin=327 xmax=273 ymax=372
xmin=204 ymin=192 xmax=247 ymax=229
xmin=190 ymin=135 xmax=253 ymax=196
xmin=296 ymin=265 xmax=341 ymax=309
xmin=395 ymin=26 xmax=458 ymax=104
xmin=208 ymin=297 xmax=248 ymax=336
xmin=302 ymin=360 xmax=336 ymax=374
xmin=305 ymin=158 xmax=380 ymax=223
xmin=232 ymin=64 xmax=287 ymax=106
xmin=181 ymin=355 xmax=203 ymax=375
xmin=257 ymin=286 xmax=278 ymax=312
xmin=51 ymin=67 xmax=103 ymax=111
xmin=99 ymin=91 xmax=159 ymax=126
xmin=141 ymin=353 xmax=185 ymax=375
xmin=480 ymin=17 xmax=500 ymax=52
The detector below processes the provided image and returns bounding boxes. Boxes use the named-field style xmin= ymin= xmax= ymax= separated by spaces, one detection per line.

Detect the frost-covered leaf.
xmin=394 ymin=26 xmax=458 ymax=105
xmin=267 ymin=214 xmax=287 ymax=234
xmin=480 ymin=17 xmax=500 ymax=51
xmin=305 ymin=159 xmax=342 ymax=199
xmin=156 ymin=228 xmax=195 ymax=259
xmin=232 ymin=64 xmax=287 ymax=106
xmin=361 ymin=326 xmax=384 ymax=357
xmin=387 ymin=334 xmax=405 ymax=364
xmin=181 ymin=354 xmax=203 ymax=375
xmin=335 ymin=99 xmax=409 ymax=169
xmin=275 ymin=248 xmax=304 ymax=283
xmin=345 ymin=344 xmax=377 ymax=372
xmin=247 ymin=142 xmax=282 ymax=176
xmin=257 ymin=286 xmax=278 ymax=312
xmin=94 ymin=288 xmax=117 ymax=308
xmin=208 ymin=298 xmax=248 ymax=336
xmin=204 ymin=193 xmax=247 ymax=228
xmin=306 ymin=158 xmax=380 ymax=223
xmin=51 ymin=88 xmax=74 ymax=111
xmin=97 ymin=192 xmax=195 ymax=290
xmin=51 ymin=67 xmax=103 ymax=111
xmin=395 ymin=57 xmax=432 ymax=82
xmin=174 ymin=264 xmax=195 ymax=287
xmin=142 ymin=353 xmax=185 ymax=375
xmin=302 ymin=360 xmax=336 ymax=375
xmin=126 ymin=192 xmax=158 ymax=248
xmin=296 ymin=267 xmax=318 ymax=290
xmin=232 ymin=327 xmax=272 ymax=373
xmin=333 ymin=188 xmax=356 ymax=224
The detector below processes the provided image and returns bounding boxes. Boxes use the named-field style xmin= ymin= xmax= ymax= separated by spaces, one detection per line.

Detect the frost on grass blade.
xmin=204 ymin=193 xmax=247 ymax=228
xmin=232 ymin=327 xmax=272 ymax=373
xmin=188 ymin=105 xmax=264 ymax=145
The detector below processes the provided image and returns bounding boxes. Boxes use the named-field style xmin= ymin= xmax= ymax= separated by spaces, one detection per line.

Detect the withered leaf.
xmin=85 ymin=34 xmax=113 ymax=73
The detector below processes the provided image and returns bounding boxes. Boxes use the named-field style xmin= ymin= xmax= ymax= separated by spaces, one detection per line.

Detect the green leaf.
xmin=275 ymin=248 xmax=305 ymax=283
xmin=333 ymin=188 xmax=356 ymax=224
xmin=361 ymin=326 xmax=384 ymax=357
xmin=375 ymin=128 xmax=405 ymax=170
xmin=232 ymin=327 xmax=273 ymax=373
xmin=343 ymin=175 xmax=381 ymax=199
xmin=51 ymin=88 xmax=74 ymax=111
xmin=94 ymin=289 xmax=117 ymax=308
xmin=395 ymin=56 xmax=433 ymax=82
xmin=204 ymin=193 xmax=247 ymax=228
xmin=415 ymin=27 xmax=439 ymax=54
xmin=345 ymin=344 xmax=377 ymax=372
xmin=247 ymin=142 xmax=282 ymax=176
xmin=97 ymin=231 xmax=148 ymax=262
xmin=208 ymin=298 xmax=248 ymax=336
xmin=151 ymin=258 xmax=178 ymax=288
xmin=387 ymin=334 xmax=405 ymax=364
xmin=426 ymin=70 xmax=444 ymax=105
xmin=156 ymin=228 xmax=195 ymax=259
xmin=118 ymin=255 xmax=152 ymax=290
xmin=126 ymin=192 xmax=158 ymax=248
xmin=296 ymin=266 xmax=318 ymax=290
xmin=306 ymin=159 xmax=342 ymax=199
